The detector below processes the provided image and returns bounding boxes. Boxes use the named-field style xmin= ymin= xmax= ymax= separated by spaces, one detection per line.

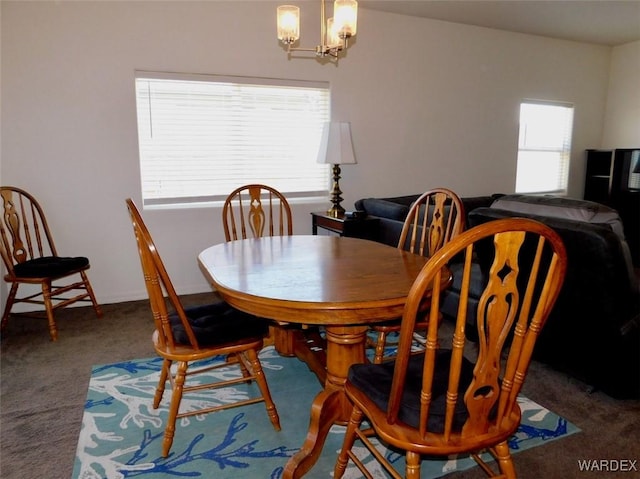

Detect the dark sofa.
xmin=354 ymin=194 xmax=502 ymax=246
xmin=354 ymin=193 xmax=640 ymax=399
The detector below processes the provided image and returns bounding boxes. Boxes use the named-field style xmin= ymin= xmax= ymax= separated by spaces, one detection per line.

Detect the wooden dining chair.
xmin=0 ymin=186 xmax=102 ymax=341
xmin=222 ymin=184 xmax=311 ymax=351
xmin=334 ymin=218 xmax=568 ymax=479
xmin=125 ymin=198 xmax=281 ymax=457
xmin=222 ymin=184 xmax=293 ymax=241
xmin=370 ymin=187 xmax=465 ymax=363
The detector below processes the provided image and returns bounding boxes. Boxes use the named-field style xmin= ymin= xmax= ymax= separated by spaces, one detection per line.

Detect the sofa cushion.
xmin=355 ymin=194 xmax=498 ymax=226
xmin=357 ymin=198 xmax=410 ymax=221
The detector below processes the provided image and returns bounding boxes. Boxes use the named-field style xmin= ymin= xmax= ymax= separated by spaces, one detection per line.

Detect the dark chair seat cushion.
xmin=169 ymin=302 xmax=269 ymax=347
xmin=348 ymin=349 xmax=474 ymax=432
xmin=13 ymin=256 xmax=89 ymax=278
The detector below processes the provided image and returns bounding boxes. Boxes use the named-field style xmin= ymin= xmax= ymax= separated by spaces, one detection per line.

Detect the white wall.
xmin=0 ymin=1 xmax=620 ymax=306
xmin=602 ymin=40 xmax=640 ymax=147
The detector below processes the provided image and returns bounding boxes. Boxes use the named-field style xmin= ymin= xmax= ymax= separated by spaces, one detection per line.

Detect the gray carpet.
xmin=1 ymin=295 xmax=639 ymax=479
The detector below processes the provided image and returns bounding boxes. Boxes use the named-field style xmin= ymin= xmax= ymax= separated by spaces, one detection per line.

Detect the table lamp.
xmin=317 ymin=121 xmax=357 ymax=217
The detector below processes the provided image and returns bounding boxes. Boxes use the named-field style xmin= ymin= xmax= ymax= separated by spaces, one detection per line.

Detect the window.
xmin=135 ymin=72 xmax=330 ymax=207
xmin=515 ymin=100 xmax=574 ymax=194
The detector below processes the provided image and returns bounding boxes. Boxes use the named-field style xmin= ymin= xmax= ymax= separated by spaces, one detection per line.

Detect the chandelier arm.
xmin=287 ymin=46 xmax=320 ymax=53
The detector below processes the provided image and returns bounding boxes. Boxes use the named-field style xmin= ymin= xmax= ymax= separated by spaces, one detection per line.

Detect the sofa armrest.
xmin=491 ymin=194 xmax=625 ymax=238
xmin=488 ymin=195 xmax=636 ymax=288
xmin=355 ymin=194 xmax=498 ymax=223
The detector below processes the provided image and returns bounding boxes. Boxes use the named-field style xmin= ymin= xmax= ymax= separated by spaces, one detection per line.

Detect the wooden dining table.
xmin=198 ymin=235 xmax=447 ymax=478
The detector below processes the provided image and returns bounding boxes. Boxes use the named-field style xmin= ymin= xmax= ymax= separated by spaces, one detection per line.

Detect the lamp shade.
xmin=317 ymin=121 xmax=356 ymax=165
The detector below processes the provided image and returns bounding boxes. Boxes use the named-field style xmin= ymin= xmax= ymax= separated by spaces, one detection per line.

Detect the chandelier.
xmin=277 ymin=0 xmax=358 ymax=59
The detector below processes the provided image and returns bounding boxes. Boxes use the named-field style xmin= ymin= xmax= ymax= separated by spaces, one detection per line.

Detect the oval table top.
xmin=198 ymin=235 xmax=432 ymax=326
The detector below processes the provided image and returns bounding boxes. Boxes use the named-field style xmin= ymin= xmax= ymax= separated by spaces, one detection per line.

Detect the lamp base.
xmin=327 ymin=164 xmax=346 ymax=218
xmin=326 ymin=205 xmax=346 ymax=218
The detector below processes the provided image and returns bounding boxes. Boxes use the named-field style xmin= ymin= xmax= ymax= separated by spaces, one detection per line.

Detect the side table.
xmin=311 ymin=212 xmax=379 ymax=240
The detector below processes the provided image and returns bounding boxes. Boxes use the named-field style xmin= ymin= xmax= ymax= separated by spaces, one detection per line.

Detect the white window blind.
xmin=135 ymin=72 xmax=330 ymax=206
xmin=515 ymin=100 xmax=574 ymax=195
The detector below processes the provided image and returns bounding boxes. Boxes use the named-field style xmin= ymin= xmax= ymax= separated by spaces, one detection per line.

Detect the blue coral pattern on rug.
xmin=73 ymin=346 xmax=580 ymax=478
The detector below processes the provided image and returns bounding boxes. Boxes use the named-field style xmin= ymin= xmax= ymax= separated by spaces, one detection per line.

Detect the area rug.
xmin=73 ymin=346 xmax=580 ymax=479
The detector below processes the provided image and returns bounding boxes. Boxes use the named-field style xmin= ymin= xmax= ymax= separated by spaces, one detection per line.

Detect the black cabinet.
xmin=584 ymin=148 xmax=640 ymax=266
xmin=584 ymin=149 xmax=615 ymax=204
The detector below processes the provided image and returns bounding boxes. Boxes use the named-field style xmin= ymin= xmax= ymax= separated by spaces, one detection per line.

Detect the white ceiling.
xmin=359 ymin=0 xmax=640 ymax=46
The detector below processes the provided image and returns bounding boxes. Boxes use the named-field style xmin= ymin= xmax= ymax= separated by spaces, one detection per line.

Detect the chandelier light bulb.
xmin=277 ymin=5 xmax=300 ymax=44
xmin=334 ymin=0 xmax=357 ymax=38
xmin=326 ymin=18 xmax=341 ymax=46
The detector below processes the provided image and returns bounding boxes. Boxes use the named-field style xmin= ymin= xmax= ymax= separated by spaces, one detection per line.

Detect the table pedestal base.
xmin=281 ymin=325 xmax=368 ymax=479
xmin=273 ymin=325 xmax=327 ymax=387
xmin=283 ymin=389 xmax=342 ymax=478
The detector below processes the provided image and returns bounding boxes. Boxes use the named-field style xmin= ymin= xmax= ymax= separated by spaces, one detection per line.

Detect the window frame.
xmin=134 ymin=71 xmax=331 ymax=208
xmin=515 ymin=99 xmax=574 ymax=195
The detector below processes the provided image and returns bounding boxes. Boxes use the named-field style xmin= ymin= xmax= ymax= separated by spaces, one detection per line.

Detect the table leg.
xmin=283 ymin=325 xmax=368 ymax=479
